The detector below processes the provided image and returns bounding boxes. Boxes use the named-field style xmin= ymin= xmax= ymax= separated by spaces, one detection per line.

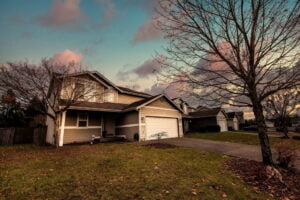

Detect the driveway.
xmin=142 ymin=137 xmax=300 ymax=171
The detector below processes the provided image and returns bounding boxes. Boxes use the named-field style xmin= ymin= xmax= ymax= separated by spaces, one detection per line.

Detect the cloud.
xmin=37 ymin=0 xmax=85 ymax=28
xmin=117 ymin=55 xmax=166 ymax=81
xmin=133 ymin=16 xmax=163 ymax=43
xmin=144 ymin=81 xmax=187 ymax=98
xmin=49 ymin=49 xmax=83 ymax=65
xmin=132 ymin=0 xmax=170 ymax=43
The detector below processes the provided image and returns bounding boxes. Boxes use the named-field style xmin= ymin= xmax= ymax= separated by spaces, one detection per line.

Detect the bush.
xmin=133 ymin=133 xmax=139 ymax=141
xmin=275 ymin=144 xmax=298 ymax=169
xmin=206 ymin=125 xmax=220 ymax=132
xmin=243 ymin=125 xmax=258 ymax=131
xmin=292 ymin=135 xmax=300 ymax=140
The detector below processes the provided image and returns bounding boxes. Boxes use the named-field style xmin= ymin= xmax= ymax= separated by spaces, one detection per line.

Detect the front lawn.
xmin=0 ymin=143 xmax=273 ymax=200
xmin=186 ymin=131 xmax=300 ymax=150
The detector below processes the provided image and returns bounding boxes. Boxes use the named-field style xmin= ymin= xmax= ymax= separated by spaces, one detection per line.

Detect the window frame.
xmin=77 ymin=113 xmax=88 ymax=127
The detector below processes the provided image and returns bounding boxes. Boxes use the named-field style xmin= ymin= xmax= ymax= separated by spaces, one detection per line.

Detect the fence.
xmin=0 ymin=126 xmax=47 ymax=145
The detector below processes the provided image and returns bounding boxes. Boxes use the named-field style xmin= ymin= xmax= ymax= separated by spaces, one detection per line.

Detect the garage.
xmin=145 ymin=117 xmax=179 ymax=140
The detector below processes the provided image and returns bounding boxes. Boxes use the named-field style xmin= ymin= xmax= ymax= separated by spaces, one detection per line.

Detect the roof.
xmin=117 ymin=86 xmax=151 ymax=98
xmin=55 ymin=71 xmax=151 ymax=98
xmin=59 ymin=94 xmax=184 ymax=113
xmin=188 ymin=107 xmax=224 ymax=118
xmin=60 ymin=101 xmax=128 ymax=112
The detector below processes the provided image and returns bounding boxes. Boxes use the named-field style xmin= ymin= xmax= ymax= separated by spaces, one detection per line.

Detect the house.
xmin=187 ymin=108 xmax=229 ymax=132
xmin=172 ymin=97 xmax=196 ymax=114
xmin=172 ymin=97 xmax=197 ymax=133
xmin=226 ymin=112 xmax=239 ymax=130
xmin=172 ymin=98 xmax=229 ymax=133
xmin=46 ymin=71 xmax=184 ymax=146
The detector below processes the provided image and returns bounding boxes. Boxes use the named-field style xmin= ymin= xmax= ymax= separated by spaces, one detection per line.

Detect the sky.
xmin=0 ymin=0 xmax=170 ymax=95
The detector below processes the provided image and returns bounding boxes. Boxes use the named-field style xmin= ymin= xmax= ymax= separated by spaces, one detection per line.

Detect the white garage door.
xmin=218 ymin=120 xmax=228 ymax=132
xmin=145 ymin=117 xmax=179 ymax=140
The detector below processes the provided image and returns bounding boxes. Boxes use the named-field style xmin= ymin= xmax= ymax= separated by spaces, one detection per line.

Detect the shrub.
xmin=292 ymin=135 xmax=300 ymax=140
xmin=275 ymin=144 xmax=298 ymax=169
xmin=243 ymin=125 xmax=258 ymax=131
xmin=206 ymin=125 xmax=220 ymax=132
xmin=133 ymin=133 xmax=139 ymax=141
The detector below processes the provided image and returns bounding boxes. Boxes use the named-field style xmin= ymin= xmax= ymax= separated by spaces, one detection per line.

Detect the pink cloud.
xmin=49 ymin=49 xmax=83 ymax=66
xmin=37 ymin=0 xmax=85 ymax=28
xmin=144 ymin=81 xmax=187 ymax=98
xmin=133 ymin=16 xmax=163 ymax=43
xmin=132 ymin=0 xmax=168 ymax=43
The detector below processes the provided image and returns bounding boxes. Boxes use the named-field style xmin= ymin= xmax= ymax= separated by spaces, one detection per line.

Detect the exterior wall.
xmin=116 ymin=127 xmax=139 ymax=141
xmin=217 ymin=111 xmax=228 ymax=132
xmin=147 ymin=98 xmax=176 ymax=109
xmin=116 ymin=111 xmax=139 ymax=141
xmin=139 ymin=106 xmax=183 ymax=141
xmin=189 ymin=117 xmax=217 ymax=131
xmin=63 ymin=128 xmax=101 ymax=144
xmin=60 ymin=75 xmax=119 ymax=104
xmin=116 ymin=111 xmax=138 ymax=125
xmin=103 ymin=113 xmax=116 ymax=135
xmin=118 ymin=94 xmax=144 ymax=104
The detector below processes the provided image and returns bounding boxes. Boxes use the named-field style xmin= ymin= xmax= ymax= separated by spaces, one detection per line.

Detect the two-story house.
xmin=45 ymin=71 xmax=184 ymax=146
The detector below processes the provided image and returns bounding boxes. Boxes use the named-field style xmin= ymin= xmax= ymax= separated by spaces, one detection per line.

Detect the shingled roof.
xmin=188 ymin=107 xmax=224 ymax=118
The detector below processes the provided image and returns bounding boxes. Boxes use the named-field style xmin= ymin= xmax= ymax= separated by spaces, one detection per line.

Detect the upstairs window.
xmin=78 ymin=113 xmax=88 ymax=127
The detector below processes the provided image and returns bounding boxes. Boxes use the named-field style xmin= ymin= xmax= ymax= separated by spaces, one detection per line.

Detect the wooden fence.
xmin=0 ymin=126 xmax=47 ymax=145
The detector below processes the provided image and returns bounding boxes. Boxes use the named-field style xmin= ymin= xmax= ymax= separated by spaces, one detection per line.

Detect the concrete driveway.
xmin=143 ymin=137 xmax=300 ymax=171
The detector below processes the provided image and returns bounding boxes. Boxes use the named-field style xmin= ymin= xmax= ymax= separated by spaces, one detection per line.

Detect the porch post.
xmin=59 ymin=111 xmax=66 ymax=147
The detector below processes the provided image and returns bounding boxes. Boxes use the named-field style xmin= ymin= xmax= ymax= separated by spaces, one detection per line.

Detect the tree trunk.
xmin=282 ymin=124 xmax=289 ymax=139
xmin=54 ymin=115 xmax=60 ymax=148
xmin=251 ymin=94 xmax=274 ymax=165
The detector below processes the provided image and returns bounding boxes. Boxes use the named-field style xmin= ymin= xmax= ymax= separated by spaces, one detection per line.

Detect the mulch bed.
xmin=144 ymin=143 xmax=178 ymax=149
xmin=225 ymin=158 xmax=300 ymax=200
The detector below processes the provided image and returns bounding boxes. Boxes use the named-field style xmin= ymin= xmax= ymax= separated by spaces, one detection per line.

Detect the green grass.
xmin=186 ymin=131 xmax=300 ymax=150
xmin=0 ymin=144 xmax=274 ymax=200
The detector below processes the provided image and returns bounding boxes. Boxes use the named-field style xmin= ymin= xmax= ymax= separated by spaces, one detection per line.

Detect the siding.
xmin=63 ymin=128 xmax=101 ymax=144
xmin=118 ymin=94 xmax=144 ymax=104
xmin=65 ymin=110 xmax=102 ymax=127
xmin=116 ymin=111 xmax=138 ymax=125
xmin=147 ymin=98 xmax=176 ymax=109
xmin=116 ymin=126 xmax=139 ymax=141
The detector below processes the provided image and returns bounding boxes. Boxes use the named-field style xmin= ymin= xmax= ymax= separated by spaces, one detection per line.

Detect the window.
xmin=78 ymin=113 xmax=88 ymax=127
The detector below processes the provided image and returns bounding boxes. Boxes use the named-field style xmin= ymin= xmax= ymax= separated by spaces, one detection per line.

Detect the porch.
xmin=59 ymin=109 xmax=139 ymax=146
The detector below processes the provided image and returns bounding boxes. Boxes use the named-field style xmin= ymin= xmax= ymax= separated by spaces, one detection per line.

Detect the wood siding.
xmin=147 ymin=97 xmax=176 ymax=109
xmin=116 ymin=126 xmax=139 ymax=141
xmin=118 ymin=94 xmax=144 ymax=104
xmin=63 ymin=128 xmax=101 ymax=144
xmin=116 ymin=111 xmax=138 ymax=125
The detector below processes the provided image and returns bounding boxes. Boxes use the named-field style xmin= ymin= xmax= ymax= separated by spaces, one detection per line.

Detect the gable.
xmin=147 ymin=96 xmax=179 ymax=110
xmin=118 ymin=93 xmax=145 ymax=104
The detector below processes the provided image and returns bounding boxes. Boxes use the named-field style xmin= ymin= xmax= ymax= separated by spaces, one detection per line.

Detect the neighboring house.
xmin=46 ymin=71 xmax=184 ymax=146
xmin=187 ymin=108 xmax=229 ymax=132
xmin=226 ymin=112 xmax=239 ymax=131
xmin=172 ymin=97 xmax=196 ymax=133
xmin=172 ymin=98 xmax=229 ymax=132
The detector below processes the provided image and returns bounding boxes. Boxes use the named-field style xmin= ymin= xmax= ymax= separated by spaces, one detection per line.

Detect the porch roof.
xmin=60 ymin=101 xmax=128 ymax=112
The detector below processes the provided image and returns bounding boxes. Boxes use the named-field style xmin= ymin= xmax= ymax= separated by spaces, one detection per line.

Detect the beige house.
xmin=46 ymin=71 xmax=184 ymax=146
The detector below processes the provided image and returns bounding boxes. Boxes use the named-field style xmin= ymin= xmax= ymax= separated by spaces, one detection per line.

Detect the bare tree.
xmin=157 ymin=0 xmax=300 ymax=164
xmin=0 ymin=60 xmax=103 ymax=147
xmin=264 ymin=87 xmax=300 ymax=138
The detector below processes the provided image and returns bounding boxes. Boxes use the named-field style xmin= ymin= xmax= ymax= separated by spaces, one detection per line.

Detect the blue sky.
xmin=0 ymin=0 xmax=166 ymax=92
